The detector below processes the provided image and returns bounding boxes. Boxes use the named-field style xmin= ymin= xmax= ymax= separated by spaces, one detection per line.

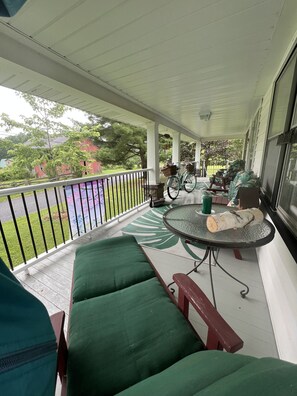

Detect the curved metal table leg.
xmin=193 ymin=247 xmax=209 ymax=272
xmin=167 ymin=247 xmax=210 ymax=293
xmin=211 ymin=248 xmax=249 ymax=298
xmin=208 ymin=248 xmax=217 ymax=309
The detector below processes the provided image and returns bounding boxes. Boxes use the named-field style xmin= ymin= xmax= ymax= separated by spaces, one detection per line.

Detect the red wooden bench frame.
xmin=173 ymin=273 xmax=243 ymax=352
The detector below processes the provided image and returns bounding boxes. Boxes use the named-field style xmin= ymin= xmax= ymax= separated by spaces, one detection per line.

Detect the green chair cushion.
xmin=73 ymin=235 xmax=156 ymax=302
xmin=117 ymin=350 xmax=297 ymax=396
xmin=67 ymin=278 xmax=204 ymax=396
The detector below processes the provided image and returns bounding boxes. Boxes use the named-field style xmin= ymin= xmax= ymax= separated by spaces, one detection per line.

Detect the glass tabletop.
xmin=163 ymin=204 xmax=275 ymax=248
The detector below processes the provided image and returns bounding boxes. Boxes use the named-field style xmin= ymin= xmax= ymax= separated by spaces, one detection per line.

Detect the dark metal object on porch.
xmin=149 ymin=194 xmax=165 ymax=208
xmin=146 ymin=182 xmax=165 ymax=199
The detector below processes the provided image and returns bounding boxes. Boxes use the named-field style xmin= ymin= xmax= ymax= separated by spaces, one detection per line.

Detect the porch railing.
xmin=0 ymin=169 xmax=150 ymax=272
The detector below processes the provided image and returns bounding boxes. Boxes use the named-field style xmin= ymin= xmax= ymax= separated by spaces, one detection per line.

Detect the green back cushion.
xmin=117 ymin=350 xmax=297 ymax=396
xmin=67 ymin=278 xmax=204 ymax=396
xmin=0 ymin=257 xmax=57 ymax=396
xmin=73 ymin=235 xmax=156 ymax=302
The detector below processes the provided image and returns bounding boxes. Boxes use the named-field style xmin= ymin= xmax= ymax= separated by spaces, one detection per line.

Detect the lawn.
xmin=0 ymin=205 xmax=69 ymax=268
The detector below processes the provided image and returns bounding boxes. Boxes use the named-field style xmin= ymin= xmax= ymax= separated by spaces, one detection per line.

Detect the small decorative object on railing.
xmin=161 ymin=165 xmax=177 ymax=177
xmin=206 ymin=208 xmax=264 ymax=233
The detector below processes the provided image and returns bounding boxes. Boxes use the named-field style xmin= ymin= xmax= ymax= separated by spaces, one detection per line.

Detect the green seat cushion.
xmin=67 ymin=278 xmax=204 ymax=396
xmin=73 ymin=235 xmax=156 ymax=302
xmin=117 ymin=350 xmax=297 ymax=396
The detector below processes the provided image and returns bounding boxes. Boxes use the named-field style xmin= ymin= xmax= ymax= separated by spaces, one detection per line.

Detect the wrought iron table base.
xmin=167 ymin=247 xmax=249 ymax=309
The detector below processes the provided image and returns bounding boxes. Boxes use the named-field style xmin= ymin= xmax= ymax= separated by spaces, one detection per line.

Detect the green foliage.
xmin=100 ymin=167 xmax=126 ymax=175
xmin=180 ymin=139 xmax=244 ymax=166
xmin=180 ymin=141 xmax=195 ymax=161
xmin=0 ymin=93 xmax=100 ymax=179
xmin=0 ymin=94 xmax=69 ymax=139
xmin=0 ymin=133 xmax=29 ymax=160
xmin=49 ymin=137 xmax=94 ymax=177
xmin=84 ymin=115 xmax=147 ymax=169
xmin=0 ymin=168 xmax=12 ymax=181
xmin=5 ymin=166 xmax=31 ymax=181
xmin=7 ymin=143 xmax=41 ymax=177
xmin=159 ymin=135 xmax=172 ymax=162
xmin=83 ymin=116 xmax=174 ymax=170
xmin=200 ymin=139 xmax=243 ymax=166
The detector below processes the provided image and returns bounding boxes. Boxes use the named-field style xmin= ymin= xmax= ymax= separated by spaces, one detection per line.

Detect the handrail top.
xmin=0 ymin=168 xmax=152 ymax=196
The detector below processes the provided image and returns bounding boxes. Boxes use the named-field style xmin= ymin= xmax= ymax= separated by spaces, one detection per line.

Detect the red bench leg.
xmin=233 ymin=249 xmax=242 ymax=260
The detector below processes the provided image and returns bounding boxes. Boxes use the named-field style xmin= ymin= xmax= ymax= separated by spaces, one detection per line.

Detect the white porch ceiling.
xmin=0 ymin=0 xmax=296 ymax=140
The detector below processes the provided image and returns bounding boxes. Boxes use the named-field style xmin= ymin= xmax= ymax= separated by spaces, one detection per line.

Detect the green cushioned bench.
xmin=117 ymin=350 xmax=297 ymax=396
xmin=73 ymin=235 xmax=156 ymax=302
xmin=65 ymin=235 xmax=297 ymax=396
xmin=68 ymin=278 xmax=204 ymax=395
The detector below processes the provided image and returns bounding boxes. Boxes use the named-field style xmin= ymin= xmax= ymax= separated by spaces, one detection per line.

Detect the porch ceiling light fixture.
xmin=199 ymin=111 xmax=212 ymax=121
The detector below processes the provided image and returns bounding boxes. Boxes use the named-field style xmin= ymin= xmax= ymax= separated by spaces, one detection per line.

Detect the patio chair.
xmin=209 ymin=160 xmax=246 ymax=190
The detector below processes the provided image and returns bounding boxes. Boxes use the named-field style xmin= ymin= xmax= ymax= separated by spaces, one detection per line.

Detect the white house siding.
xmin=257 ymin=216 xmax=297 ymax=363
xmin=251 ymin=43 xmax=297 ymax=363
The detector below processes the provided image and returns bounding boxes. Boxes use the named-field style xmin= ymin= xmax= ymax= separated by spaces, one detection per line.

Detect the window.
xmin=262 ymin=46 xmax=297 ymax=242
xmin=268 ymin=52 xmax=297 ymax=138
xmin=262 ymin=48 xmax=297 ymax=205
xmin=277 ymin=96 xmax=297 ymax=236
xmin=278 ymin=142 xmax=297 ymax=235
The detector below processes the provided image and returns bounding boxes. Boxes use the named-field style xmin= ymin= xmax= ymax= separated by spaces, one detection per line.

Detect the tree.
xmin=0 ymin=93 xmax=98 ymax=179
xmin=45 ymin=131 xmax=98 ymax=177
xmin=159 ymin=134 xmax=173 ymax=163
xmin=0 ymin=133 xmax=28 ymax=160
xmin=0 ymin=94 xmax=68 ymax=145
xmin=83 ymin=116 xmax=174 ymax=170
xmin=201 ymin=141 xmax=229 ymax=167
xmin=228 ymin=139 xmax=244 ymax=160
xmin=84 ymin=116 xmax=147 ymax=169
xmin=180 ymin=139 xmax=244 ymax=168
xmin=6 ymin=144 xmax=40 ymax=179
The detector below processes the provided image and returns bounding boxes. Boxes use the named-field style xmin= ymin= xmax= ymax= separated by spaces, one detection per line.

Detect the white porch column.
xmin=172 ymin=131 xmax=181 ymax=165
xmin=146 ymin=122 xmax=160 ymax=185
xmin=195 ymin=140 xmax=201 ymax=165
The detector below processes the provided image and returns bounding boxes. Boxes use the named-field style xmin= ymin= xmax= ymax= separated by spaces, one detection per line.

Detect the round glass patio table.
xmin=163 ymin=204 xmax=275 ymax=308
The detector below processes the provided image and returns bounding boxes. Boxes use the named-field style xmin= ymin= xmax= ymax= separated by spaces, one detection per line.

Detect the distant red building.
xmin=33 ymin=138 xmax=101 ymax=178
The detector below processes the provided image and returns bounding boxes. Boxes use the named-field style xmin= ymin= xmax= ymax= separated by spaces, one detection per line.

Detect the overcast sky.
xmin=0 ymin=86 xmax=89 ymax=137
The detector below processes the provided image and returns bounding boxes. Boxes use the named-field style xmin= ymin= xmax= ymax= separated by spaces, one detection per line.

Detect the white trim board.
xmin=257 ymin=213 xmax=297 ymax=363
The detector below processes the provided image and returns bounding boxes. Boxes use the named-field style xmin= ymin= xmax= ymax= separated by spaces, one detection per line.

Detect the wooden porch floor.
xmin=16 ymin=186 xmax=278 ymax=360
